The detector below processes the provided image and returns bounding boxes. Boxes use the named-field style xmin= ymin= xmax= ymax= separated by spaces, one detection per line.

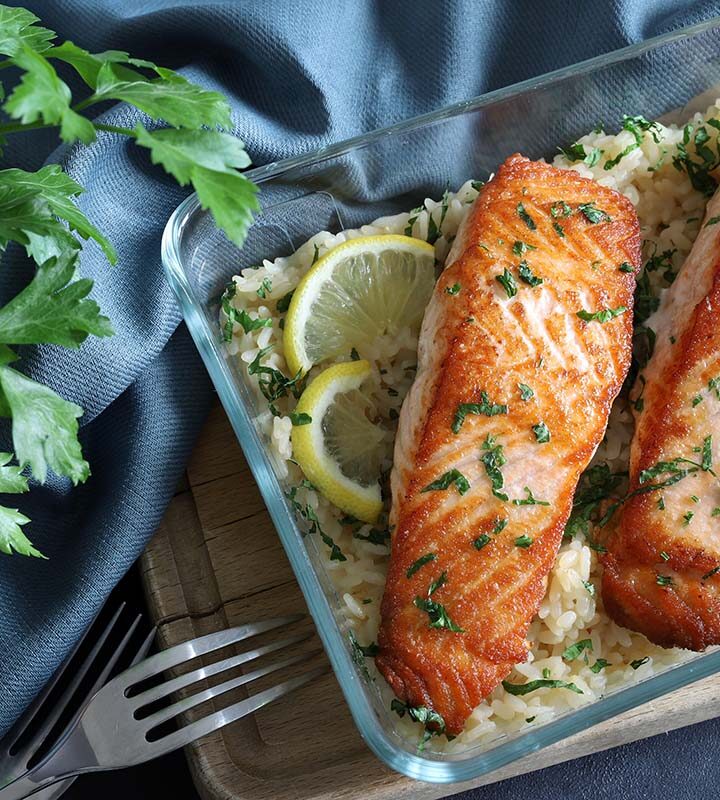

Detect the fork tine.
xmin=131 ymin=631 xmax=313 ymax=709
xmin=1 ymin=604 xmax=125 ymax=755
xmin=7 ymin=604 xmax=127 ymax=766
xmin=117 ymin=614 xmax=305 ymax=687
xmin=142 ymin=648 xmax=323 ymax=731
xmin=130 ymin=627 xmax=156 ymax=667
xmin=146 ymin=664 xmax=330 ymax=756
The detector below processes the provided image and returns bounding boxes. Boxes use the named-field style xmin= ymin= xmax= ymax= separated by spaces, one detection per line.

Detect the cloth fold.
xmin=1 ymin=0 xmax=718 ymax=748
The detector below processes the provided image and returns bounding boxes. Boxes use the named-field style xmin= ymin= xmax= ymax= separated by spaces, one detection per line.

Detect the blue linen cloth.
xmin=1 ymin=0 xmax=720 ymax=792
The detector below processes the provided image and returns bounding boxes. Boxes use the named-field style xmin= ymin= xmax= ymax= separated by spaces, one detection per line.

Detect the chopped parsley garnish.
xmin=496 ymin=267 xmax=518 ymax=298
xmin=658 ymin=497 xmax=665 ymax=510
xmin=590 ymin=658 xmax=610 ymax=673
xmin=518 ymin=260 xmax=544 ymax=287
xmin=673 ymin=122 xmax=720 ymax=197
xmin=693 ymin=395 xmax=703 ymax=407
xmin=221 ymin=292 xmax=273 ymax=340
xmin=656 ymin=574 xmax=673 ymax=587
xmin=413 ymin=596 xmax=464 ymax=633
xmin=350 ymin=347 xmax=360 ymax=361
xmin=552 ymin=221 xmax=565 ymax=238
xmin=702 ymin=566 xmax=720 ymax=580
xmin=287 ymin=483 xmax=345 ymax=560
xmin=480 ymin=435 xmax=508 ymax=501
xmin=660 ymin=550 xmax=670 ymax=561
xmin=582 ymin=580 xmax=596 ymax=597
xmin=452 ymin=393 xmax=508 ymax=433
xmin=578 ymin=202 xmax=612 ymax=224
xmin=473 ymin=518 xmax=507 ymax=550
xmin=427 ymin=571 xmax=448 ymax=595
xmin=562 ymin=639 xmax=593 ymax=661
xmin=710 ymin=376 xmax=720 ymax=399
xmin=471 ymin=180 xmax=485 ymax=192
xmin=513 ymin=240 xmax=537 ymax=257
xmin=311 ymin=244 xmax=321 ymax=264
xmin=604 ymin=115 xmax=661 ymax=170
xmin=405 ymin=205 xmax=423 ymax=237
xmin=682 ymin=511 xmax=694 ymax=526
xmin=502 ymin=679 xmax=583 ymax=696
xmin=691 ymin=495 xmax=700 ymax=503
xmin=445 ymin=282 xmax=461 ymax=295
xmin=618 ymin=262 xmax=634 ymax=273
xmin=289 ymin=412 xmax=312 ymax=426
xmin=705 ymin=215 xmax=720 ymax=227
xmin=703 ymin=434 xmax=713 ymax=471
xmin=576 ymin=306 xmax=627 ymax=323
xmin=559 ymin=142 xmax=602 ymax=167
xmin=427 ymin=191 xmax=450 ymax=245
xmin=406 ymin=552 xmax=436 ymax=578
xmin=248 ymin=346 xmax=306 ymax=416
xmin=712 ymin=508 xmax=720 ymax=517
xmin=550 ymin=201 xmax=572 ymax=218
xmin=518 ymin=383 xmax=534 ymax=401
xmin=512 ymin=486 xmax=550 ymax=506
xmin=532 ymin=422 xmax=551 ymax=443
xmin=631 ymin=657 xmax=649 ymax=669
xmin=354 ymin=527 xmax=391 ymax=546
xmin=256 ymin=277 xmax=272 ymax=299
xmin=517 ymin=202 xmax=536 ymax=230
xmin=421 ymin=469 xmax=470 ymax=496
xmin=391 ymin=699 xmax=446 ymax=750
xmin=514 ymin=534 xmax=533 ymax=548
xmin=276 ymin=290 xmax=294 ymax=313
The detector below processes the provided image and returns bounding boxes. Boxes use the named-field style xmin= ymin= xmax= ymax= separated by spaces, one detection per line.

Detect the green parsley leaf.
xmin=0 ymin=251 xmax=113 ymax=348
xmin=390 ymin=699 xmax=446 ymax=734
xmin=702 ymin=566 xmax=720 ymax=581
xmin=427 ymin=571 xmax=448 ymax=595
xmin=576 ymin=306 xmax=627 ymax=323
xmin=413 ymin=595 xmax=464 ymax=632
xmin=289 ymin=412 xmax=311 ymax=426
xmin=495 ymin=267 xmax=517 ymax=298
xmin=472 ymin=534 xmax=491 ymax=550
xmin=582 ymin=580 xmax=596 ymax=597
xmin=421 ymin=469 xmax=470 ymax=496
xmin=134 ymin=126 xmax=259 ymax=248
xmin=514 ymin=534 xmax=533 ymax=548
xmin=693 ymin=395 xmax=703 ymax=407
xmin=518 ymin=260 xmax=543 ymax=287
xmin=0 ymin=503 xmax=43 ymax=558
xmin=0 ymin=452 xmax=28 ymax=495
xmin=276 ymin=290 xmax=294 ymax=313
xmin=590 ymin=658 xmax=609 ymax=673
xmin=350 ymin=347 xmax=360 ymax=361
xmin=92 ymin=62 xmax=232 ymax=130
xmin=512 ymin=486 xmax=550 ymax=506
xmin=0 ymin=165 xmax=117 ymax=264
xmin=445 ymin=282 xmax=461 ymax=295
xmin=518 ymin=383 xmax=534 ymax=401
xmin=578 ymin=202 xmax=612 ymax=223
xmin=630 ymin=657 xmax=650 ymax=669
xmin=480 ymin=435 xmax=508 ymax=500
xmin=0 ymin=364 xmax=89 ymax=484
xmin=552 ymin=221 xmax=565 ymax=238
xmin=618 ymin=262 xmax=635 ymax=273
xmin=256 ymin=277 xmax=272 ymax=299
xmin=517 ymin=202 xmax=536 ymax=230
xmin=46 ymin=41 xmax=150 ymax=88
xmin=532 ymin=421 xmax=550 ymax=443
xmin=0 ymin=6 xmax=55 ymax=57
xmin=706 ymin=215 xmax=720 ymax=227
xmin=656 ymin=574 xmax=673 ymax=587
xmin=550 ymin=200 xmax=572 ymax=218
xmin=502 ymin=679 xmax=583 ymax=696
xmin=562 ymin=638 xmax=593 ymax=661
xmin=4 ymin=43 xmax=95 ymax=144
xmin=512 ymin=240 xmax=536 ymax=257
xmin=452 ymin=392 xmax=508 ymax=433
xmin=406 ymin=552 xmax=436 ymax=578
xmin=702 ymin=434 xmax=713 ymax=472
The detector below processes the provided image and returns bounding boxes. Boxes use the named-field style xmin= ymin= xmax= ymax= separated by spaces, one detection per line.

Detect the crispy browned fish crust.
xmin=376 ymin=154 xmax=641 ymax=735
xmin=603 ymin=190 xmax=720 ymax=651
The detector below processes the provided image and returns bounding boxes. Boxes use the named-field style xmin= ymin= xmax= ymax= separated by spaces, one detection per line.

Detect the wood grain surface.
xmin=140 ymin=401 xmax=720 ymax=800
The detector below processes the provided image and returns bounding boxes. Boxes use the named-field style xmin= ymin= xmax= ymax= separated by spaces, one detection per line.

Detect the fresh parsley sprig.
xmin=0 ymin=6 xmax=260 ymax=557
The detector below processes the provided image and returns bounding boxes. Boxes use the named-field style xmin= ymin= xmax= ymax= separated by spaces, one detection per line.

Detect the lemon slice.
xmin=284 ymin=234 xmax=436 ymax=375
xmin=291 ymin=360 xmax=388 ymax=523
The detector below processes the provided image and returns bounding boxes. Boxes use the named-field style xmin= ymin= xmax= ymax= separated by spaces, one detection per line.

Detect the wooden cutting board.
xmin=140 ymin=401 xmax=720 ymax=800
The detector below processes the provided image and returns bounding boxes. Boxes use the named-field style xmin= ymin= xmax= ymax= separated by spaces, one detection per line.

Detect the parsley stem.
xmin=94 ymin=123 xmax=137 ymax=137
xmin=0 ymin=120 xmax=50 ymax=135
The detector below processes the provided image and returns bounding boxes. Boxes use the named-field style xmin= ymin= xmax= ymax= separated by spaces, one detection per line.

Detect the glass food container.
xmin=162 ymin=17 xmax=720 ymax=783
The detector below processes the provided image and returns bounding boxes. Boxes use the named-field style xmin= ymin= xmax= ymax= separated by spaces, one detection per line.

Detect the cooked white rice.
xmin=221 ymin=100 xmax=720 ymax=753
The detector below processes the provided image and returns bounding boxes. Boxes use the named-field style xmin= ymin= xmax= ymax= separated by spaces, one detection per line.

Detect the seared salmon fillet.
xmin=376 ymin=154 xmax=641 ymax=735
xmin=602 ymin=189 xmax=720 ymax=651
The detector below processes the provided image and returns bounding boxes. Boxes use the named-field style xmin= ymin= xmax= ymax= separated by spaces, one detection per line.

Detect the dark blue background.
xmin=2 ymin=0 xmax=720 ymax=796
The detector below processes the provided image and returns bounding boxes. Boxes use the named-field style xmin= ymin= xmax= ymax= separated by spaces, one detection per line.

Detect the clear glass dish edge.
xmin=161 ymin=15 xmax=720 ymax=784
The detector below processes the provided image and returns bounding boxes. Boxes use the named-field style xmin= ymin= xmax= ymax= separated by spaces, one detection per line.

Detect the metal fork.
xmin=1 ymin=614 xmax=326 ymax=799
xmin=0 ymin=603 xmax=154 ymax=800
